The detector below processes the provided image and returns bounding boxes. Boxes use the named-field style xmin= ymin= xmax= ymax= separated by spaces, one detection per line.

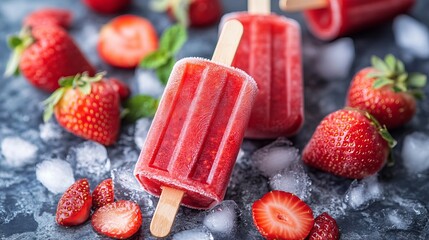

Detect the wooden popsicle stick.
xmin=212 ymin=20 xmax=244 ymax=66
xmin=248 ymin=0 xmax=271 ymax=15
xmin=280 ymin=0 xmax=328 ymax=12
xmin=150 ymin=186 xmax=185 ymax=237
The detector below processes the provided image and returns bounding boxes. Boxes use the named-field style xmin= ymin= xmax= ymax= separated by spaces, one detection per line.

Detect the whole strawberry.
xmin=56 ymin=179 xmax=92 ymax=226
xmin=82 ymin=0 xmax=131 ymax=14
xmin=43 ymin=73 xmax=121 ymax=146
xmin=347 ymin=55 xmax=426 ymax=129
xmin=5 ymin=26 xmax=95 ymax=92
xmin=23 ymin=8 xmax=73 ymax=29
xmin=302 ymin=108 xmax=396 ymax=179
xmin=307 ymin=212 xmax=340 ymax=240
xmin=153 ymin=0 xmax=222 ymax=27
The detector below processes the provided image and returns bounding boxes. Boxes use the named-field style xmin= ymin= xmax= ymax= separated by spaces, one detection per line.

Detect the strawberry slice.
xmin=97 ymin=15 xmax=158 ymax=68
xmin=307 ymin=212 xmax=340 ymax=240
xmin=252 ymin=191 xmax=314 ymax=240
xmin=56 ymin=179 xmax=92 ymax=226
xmin=92 ymin=178 xmax=114 ymax=209
xmin=91 ymin=200 xmax=142 ymax=239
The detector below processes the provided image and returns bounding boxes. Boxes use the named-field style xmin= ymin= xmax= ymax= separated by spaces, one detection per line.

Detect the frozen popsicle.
xmin=134 ymin=20 xmax=258 ymax=237
xmin=221 ymin=0 xmax=304 ymax=138
xmin=280 ymin=0 xmax=415 ymax=40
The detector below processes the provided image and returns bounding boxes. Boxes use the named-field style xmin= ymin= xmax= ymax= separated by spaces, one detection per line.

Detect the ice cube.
xmin=308 ymin=173 xmax=348 ymax=218
xmin=111 ymin=163 xmax=154 ymax=217
xmin=203 ymin=200 xmax=238 ymax=235
xmin=135 ymin=68 xmax=165 ymax=98
xmin=269 ymin=162 xmax=312 ymax=201
xmin=39 ymin=121 xmax=63 ymax=142
xmin=345 ymin=175 xmax=383 ymax=210
xmin=393 ymin=15 xmax=429 ymax=59
xmin=1 ymin=136 xmax=38 ymax=167
xmin=172 ymin=227 xmax=214 ymax=240
xmin=401 ymin=132 xmax=429 ymax=173
xmin=251 ymin=138 xmax=299 ymax=177
xmin=69 ymin=141 xmax=110 ymax=179
xmin=134 ymin=118 xmax=152 ymax=149
xmin=315 ymin=38 xmax=355 ymax=80
xmin=36 ymin=159 xmax=75 ymax=194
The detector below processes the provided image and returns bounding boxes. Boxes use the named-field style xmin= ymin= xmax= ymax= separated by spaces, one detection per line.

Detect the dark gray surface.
xmin=1 ymin=0 xmax=429 ymax=239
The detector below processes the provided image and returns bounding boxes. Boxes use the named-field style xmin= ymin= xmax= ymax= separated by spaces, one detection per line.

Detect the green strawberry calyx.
xmin=151 ymin=0 xmax=192 ymax=26
xmin=42 ymin=72 xmax=105 ymax=122
xmin=4 ymin=28 xmax=34 ymax=77
xmin=360 ymin=109 xmax=397 ymax=166
xmin=368 ymin=54 xmax=427 ymax=99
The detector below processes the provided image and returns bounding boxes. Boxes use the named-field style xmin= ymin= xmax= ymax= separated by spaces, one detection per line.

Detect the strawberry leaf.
xmin=140 ymin=50 xmax=171 ymax=69
xmin=159 ymin=24 xmax=187 ymax=54
xmin=4 ymin=28 xmax=33 ymax=77
xmin=371 ymin=56 xmax=390 ymax=74
xmin=122 ymin=95 xmax=160 ymax=122
xmin=408 ymin=73 xmax=427 ymax=88
xmin=172 ymin=0 xmax=190 ymax=26
xmin=150 ymin=0 xmax=170 ymax=11
xmin=8 ymin=36 xmax=23 ymax=48
xmin=364 ymin=111 xmax=397 ymax=149
xmin=43 ymin=88 xmax=66 ymax=122
xmin=384 ymin=54 xmax=396 ymax=72
xmin=373 ymin=77 xmax=394 ymax=89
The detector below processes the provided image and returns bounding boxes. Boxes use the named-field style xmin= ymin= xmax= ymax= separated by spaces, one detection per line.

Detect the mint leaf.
xmin=140 ymin=50 xmax=171 ymax=69
xmin=156 ymin=57 xmax=176 ymax=85
xmin=160 ymin=24 xmax=188 ymax=54
xmin=123 ymin=95 xmax=160 ymax=122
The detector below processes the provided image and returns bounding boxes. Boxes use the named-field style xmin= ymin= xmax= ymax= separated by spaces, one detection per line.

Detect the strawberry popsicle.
xmin=134 ymin=20 xmax=257 ymax=237
xmin=221 ymin=0 xmax=304 ymax=138
xmin=281 ymin=0 xmax=415 ymax=40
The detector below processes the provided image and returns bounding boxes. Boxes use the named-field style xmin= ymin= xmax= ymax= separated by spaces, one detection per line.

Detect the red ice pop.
xmin=134 ymin=20 xmax=258 ymax=237
xmin=281 ymin=0 xmax=415 ymax=40
xmin=221 ymin=0 xmax=304 ymax=138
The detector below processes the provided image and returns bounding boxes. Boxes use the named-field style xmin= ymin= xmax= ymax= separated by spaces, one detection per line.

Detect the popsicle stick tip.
xmin=150 ymin=187 xmax=185 ymax=238
xmin=280 ymin=0 xmax=327 ymax=12
xmin=212 ymin=20 xmax=244 ymax=66
xmin=248 ymin=0 xmax=271 ymax=14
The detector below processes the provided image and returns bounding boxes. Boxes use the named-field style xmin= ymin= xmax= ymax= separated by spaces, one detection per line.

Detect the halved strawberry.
xmin=92 ymin=179 xmax=114 ymax=209
xmin=56 ymin=179 xmax=92 ymax=226
xmin=307 ymin=212 xmax=340 ymax=240
xmin=92 ymin=200 xmax=142 ymax=239
xmin=97 ymin=15 xmax=158 ymax=68
xmin=252 ymin=191 xmax=314 ymax=240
